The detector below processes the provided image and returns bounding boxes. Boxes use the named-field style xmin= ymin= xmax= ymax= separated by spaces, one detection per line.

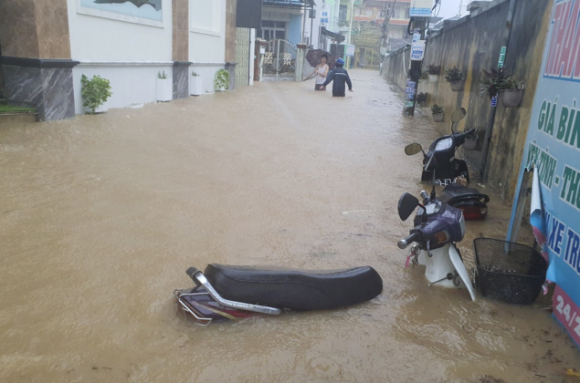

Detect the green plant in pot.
xmin=445 ymin=66 xmax=464 ymax=91
xmin=481 ymin=68 xmax=524 ymax=107
xmin=431 ymin=104 xmax=444 ymax=122
xmin=81 ymin=74 xmax=112 ymax=114
xmin=427 ymin=65 xmax=441 ymax=83
xmin=214 ymin=69 xmax=230 ymax=92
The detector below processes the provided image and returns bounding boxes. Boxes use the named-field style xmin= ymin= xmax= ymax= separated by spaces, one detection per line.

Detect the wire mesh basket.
xmin=473 ymin=238 xmax=547 ymax=305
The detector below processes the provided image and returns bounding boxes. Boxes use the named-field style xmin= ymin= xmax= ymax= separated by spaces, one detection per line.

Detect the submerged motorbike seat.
xmin=439 ymin=184 xmax=490 ymax=205
xmin=204 ymin=264 xmax=383 ymax=311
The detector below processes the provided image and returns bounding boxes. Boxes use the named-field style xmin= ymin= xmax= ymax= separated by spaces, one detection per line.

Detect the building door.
xmin=235 ymin=28 xmax=251 ymax=88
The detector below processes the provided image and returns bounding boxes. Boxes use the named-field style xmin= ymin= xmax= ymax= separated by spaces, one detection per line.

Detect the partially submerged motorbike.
xmin=175 ymin=264 xmax=383 ymax=324
xmin=404 ymin=108 xmax=489 ymax=220
xmin=397 ymin=189 xmax=477 ymax=301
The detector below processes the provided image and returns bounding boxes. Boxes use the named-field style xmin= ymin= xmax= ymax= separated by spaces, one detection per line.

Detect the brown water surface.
xmin=1 ymin=71 xmax=578 ymax=382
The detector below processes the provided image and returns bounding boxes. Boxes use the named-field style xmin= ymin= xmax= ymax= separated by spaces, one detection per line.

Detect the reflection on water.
xmin=1 ymin=71 xmax=578 ymax=382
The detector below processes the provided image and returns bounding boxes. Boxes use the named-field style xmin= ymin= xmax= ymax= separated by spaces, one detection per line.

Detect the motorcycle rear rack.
xmin=175 ymin=268 xmax=282 ymax=325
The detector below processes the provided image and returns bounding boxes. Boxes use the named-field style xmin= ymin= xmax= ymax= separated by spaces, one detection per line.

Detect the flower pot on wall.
xmin=449 ymin=81 xmax=464 ymax=92
xmin=190 ymin=76 xmax=203 ymax=96
xmin=432 ymin=113 xmax=444 ymax=122
xmin=499 ymin=88 xmax=524 ymax=107
xmin=156 ymin=78 xmax=173 ymax=102
xmin=429 ymin=74 xmax=439 ymax=83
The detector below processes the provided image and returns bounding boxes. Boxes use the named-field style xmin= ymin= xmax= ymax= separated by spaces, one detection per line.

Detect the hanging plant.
xmin=445 ymin=66 xmax=463 ymax=82
xmin=480 ymin=68 xmax=510 ymax=99
xmin=427 ymin=65 xmax=441 ymax=75
xmin=480 ymin=68 xmax=524 ymax=107
xmin=431 ymin=104 xmax=444 ymax=114
xmin=417 ymin=92 xmax=428 ymax=105
xmin=431 ymin=104 xmax=444 ymax=122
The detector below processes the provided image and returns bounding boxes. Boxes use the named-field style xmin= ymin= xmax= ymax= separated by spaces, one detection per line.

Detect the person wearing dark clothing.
xmin=322 ymin=58 xmax=353 ymax=97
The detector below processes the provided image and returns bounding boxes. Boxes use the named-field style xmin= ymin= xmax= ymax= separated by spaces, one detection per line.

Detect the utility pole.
xmin=458 ymin=0 xmax=463 ymax=16
xmin=403 ymin=0 xmax=430 ymax=117
xmin=380 ymin=1 xmax=397 ymax=59
xmin=347 ymin=0 xmax=354 ymax=67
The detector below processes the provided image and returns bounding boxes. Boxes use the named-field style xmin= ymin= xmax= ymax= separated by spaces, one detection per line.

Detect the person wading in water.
xmin=306 ymin=55 xmax=330 ymax=91
xmin=321 ymin=58 xmax=353 ymax=97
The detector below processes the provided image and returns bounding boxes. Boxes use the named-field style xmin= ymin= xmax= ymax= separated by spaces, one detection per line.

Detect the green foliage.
xmin=192 ymin=71 xmax=199 ymax=77
xmin=214 ymin=69 xmax=230 ymax=91
xmin=444 ymin=66 xmax=463 ymax=83
xmin=81 ymin=74 xmax=112 ymax=114
xmin=431 ymin=104 xmax=444 ymax=114
xmin=480 ymin=68 xmax=521 ymax=99
xmin=158 ymin=71 xmax=168 ymax=79
xmin=427 ymin=64 xmax=441 ymax=75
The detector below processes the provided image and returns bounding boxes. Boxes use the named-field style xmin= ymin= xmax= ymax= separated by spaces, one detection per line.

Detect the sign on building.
xmin=410 ymin=40 xmax=425 ymax=61
xmin=410 ymin=0 xmax=433 ymax=17
xmin=509 ymin=0 xmax=580 ymax=348
xmin=320 ymin=9 xmax=329 ymax=26
xmin=345 ymin=45 xmax=355 ymax=57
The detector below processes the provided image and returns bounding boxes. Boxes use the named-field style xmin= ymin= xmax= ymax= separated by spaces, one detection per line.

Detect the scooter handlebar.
xmin=398 ymin=232 xmax=420 ymax=250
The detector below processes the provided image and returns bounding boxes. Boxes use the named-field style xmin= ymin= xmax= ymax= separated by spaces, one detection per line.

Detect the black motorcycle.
xmin=175 ymin=265 xmax=383 ymax=325
xmin=404 ymin=108 xmax=489 ymax=220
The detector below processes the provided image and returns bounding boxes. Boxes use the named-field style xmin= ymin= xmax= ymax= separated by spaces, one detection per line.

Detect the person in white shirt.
xmin=307 ymin=55 xmax=330 ymax=91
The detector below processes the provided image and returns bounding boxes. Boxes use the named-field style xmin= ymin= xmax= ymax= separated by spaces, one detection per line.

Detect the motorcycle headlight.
xmin=434 ymin=137 xmax=453 ymax=152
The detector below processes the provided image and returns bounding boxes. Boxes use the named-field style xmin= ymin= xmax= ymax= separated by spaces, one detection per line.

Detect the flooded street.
xmin=1 ymin=70 xmax=579 ymax=382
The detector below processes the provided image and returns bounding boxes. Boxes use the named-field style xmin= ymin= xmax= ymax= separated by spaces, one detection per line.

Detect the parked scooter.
xmin=404 ymin=108 xmax=489 ymax=220
xmin=397 ymin=189 xmax=477 ymax=301
xmin=175 ymin=264 xmax=383 ymax=324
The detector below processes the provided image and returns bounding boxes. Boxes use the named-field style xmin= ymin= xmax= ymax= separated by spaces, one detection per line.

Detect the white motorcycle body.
xmin=416 ymin=243 xmax=476 ymax=301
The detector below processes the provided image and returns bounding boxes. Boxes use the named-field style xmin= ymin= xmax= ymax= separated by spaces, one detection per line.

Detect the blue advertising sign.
xmin=508 ymin=0 xmax=580 ymax=346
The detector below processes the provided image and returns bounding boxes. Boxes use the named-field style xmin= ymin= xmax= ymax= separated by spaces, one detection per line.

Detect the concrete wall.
xmin=288 ymin=14 xmax=303 ymax=45
xmin=189 ymin=0 xmax=227 ymax=93
xmin=382 ymin=0 xmax=553 ymax=203
xmin=67 ymin=0 xmax=174 ymax=113
xmin=67 ymin=0 xmax=172 ymax=61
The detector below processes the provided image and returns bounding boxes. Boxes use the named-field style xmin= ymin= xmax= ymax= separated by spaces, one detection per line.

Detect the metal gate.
xmin=235 ymin=28 xmax=250 ymax=88
xmin=261 ymin=40 xmax=297 ymax=81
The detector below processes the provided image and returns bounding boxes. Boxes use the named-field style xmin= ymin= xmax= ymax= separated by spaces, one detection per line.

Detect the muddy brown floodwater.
xmin=1 ymin=70 xmax=579 ymax=383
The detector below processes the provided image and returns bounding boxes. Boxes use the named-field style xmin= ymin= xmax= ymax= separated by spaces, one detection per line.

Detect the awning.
xmin=321 ymin=27 xmax=345 ymax=43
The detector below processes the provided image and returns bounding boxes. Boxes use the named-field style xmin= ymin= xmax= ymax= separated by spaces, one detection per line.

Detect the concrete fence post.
xmin=295 ymin=43 xmax=308 ymax=82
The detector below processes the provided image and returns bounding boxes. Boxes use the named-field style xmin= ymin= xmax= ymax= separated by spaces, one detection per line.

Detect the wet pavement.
xmin=1 ymin=70 xmax=579 ymax=382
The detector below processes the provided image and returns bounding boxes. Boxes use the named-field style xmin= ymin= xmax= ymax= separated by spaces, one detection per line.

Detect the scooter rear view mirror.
xmin=404 ymin=143 xmax=423 ymax=156
xmin=398 ymin=193 xmax=420 ymax=221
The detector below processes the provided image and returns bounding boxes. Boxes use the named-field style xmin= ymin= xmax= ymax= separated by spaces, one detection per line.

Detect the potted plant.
xmin=427 ymin=65 xmax=441 ymax=83
xmin=157 ymin=71 xmax=172 ymax=102
xmin=190 ymin=71 xmax=203 ymax=96
xmin=480 ymin=68 xmax=524 ymax=107
xmin=416 ymin=92 xmax=428 ymax=106
xmin=445 ymin=66 xmax=464 ymax=91
xmin=81 ymin=74 xmax=112 ymax=114
xmin=214 ymin=69 xmax=230 ymax=92
xmin=499 ymin=80 xmax=525 ymax=107
xmin=431 ymin=104 xmax=444 ymax=122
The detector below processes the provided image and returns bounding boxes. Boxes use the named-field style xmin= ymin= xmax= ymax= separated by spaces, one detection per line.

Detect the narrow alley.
xmin=1 ymin=70 xmax=579 ymax=382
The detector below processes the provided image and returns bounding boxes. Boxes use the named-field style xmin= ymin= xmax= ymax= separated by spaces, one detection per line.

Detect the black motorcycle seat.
xmin=439 ymin=184 xmax=489 ymax=204
xmin=204 ymin=264 xmax=383 ymax=311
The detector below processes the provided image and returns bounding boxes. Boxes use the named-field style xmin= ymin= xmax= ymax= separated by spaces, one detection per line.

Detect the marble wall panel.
xmin=39 ymin=68 xmax=75 ymax=120
xmin=34 ymin=0 xmax=72 ymax=59
xmin=173 ymin=65 xmax=189 ymax=99
xmin=172 ymin=0 xmax=189 ymax=61
xmin=2 ymin=65 xmax=43 ymax=106
xmin=0 ymin=0 xmax=39 ymax=58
